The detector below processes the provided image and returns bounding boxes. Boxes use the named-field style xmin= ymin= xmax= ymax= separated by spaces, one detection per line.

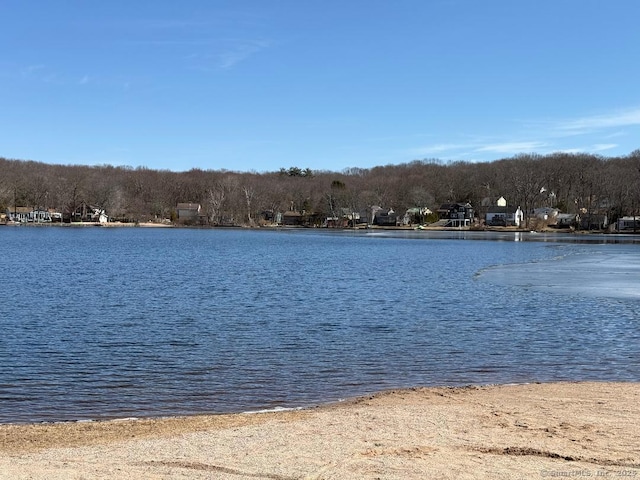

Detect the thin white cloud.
xmin=554 ymin=148 xmax=583 ymax=154
xmin=475 ymin=141 xmax=548 ymax=154
xmin=217 ymin=39 xmax=271 ymax=69
xmin=603 ymin=130 xmax=626 ymax=139
xmin=15 ymin=63 xmax=133 ymax=92
xmin=405 ymin=143 xmax=465 ymax=156
xmin=557 ymin=107 xmax=640 ymax=133
xmin=403 ymin=139 xmax=552 ymax=160
xmin=402 ymin=107 xmax=639 ymax=162
xmin=592 ymin=143 xmax=618 ymax=151
xmin=186 ymin=39 xmax=271 ymax=71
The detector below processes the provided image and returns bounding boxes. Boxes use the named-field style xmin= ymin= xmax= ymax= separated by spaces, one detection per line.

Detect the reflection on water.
xmin=0 ymin=227 xmax=638 ymax=423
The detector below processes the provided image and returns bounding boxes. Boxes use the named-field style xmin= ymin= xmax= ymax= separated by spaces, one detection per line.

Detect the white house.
xmin=30 ymin=209 xmax=53 ymax=222
xmin=485 ymin=204 xmax=523 ymax=227
xmin=6 ymin=207 xmax=55 ymax=223
xmin=6 ymin=206 xmax=29 ymax=222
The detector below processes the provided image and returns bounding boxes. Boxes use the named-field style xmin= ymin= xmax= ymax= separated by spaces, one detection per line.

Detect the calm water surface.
xmin=0 ymin=227 xmax=639 ymax=423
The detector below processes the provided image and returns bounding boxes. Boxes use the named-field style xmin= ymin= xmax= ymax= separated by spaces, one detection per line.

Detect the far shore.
xmin=2 ymin=220 xmax=632 ymax=235
xmin=1 ymin=382 xmax=638 ymax=479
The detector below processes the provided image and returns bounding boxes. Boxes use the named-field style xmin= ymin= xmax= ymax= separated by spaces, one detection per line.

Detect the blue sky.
xmin=1 ymin=0 xmax=639 ymax=173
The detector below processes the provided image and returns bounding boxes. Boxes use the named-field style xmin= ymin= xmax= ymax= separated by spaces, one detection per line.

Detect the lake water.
xmin=0 ymin=227 xmax=639 ymax=423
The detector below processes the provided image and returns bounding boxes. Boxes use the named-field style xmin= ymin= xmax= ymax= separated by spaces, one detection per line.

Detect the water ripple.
xmin=0 ymin=228 xmax=638 ymax=423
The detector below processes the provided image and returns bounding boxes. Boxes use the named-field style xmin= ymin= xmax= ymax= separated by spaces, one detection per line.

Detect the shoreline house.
xmin=555 ymin=213 xmax=578 ymax=228
xmin=325 ymin=208 xmax=367 ymax=228
xmin=617 ymin=216 xmax=640 ymax=232
xmin=67 ymin=203 xmax=108 ymax=223
xmin=403 ymin=207 xmax=433 ymax=225
xmin=6 ymin=206 xmax=32 ymax=223
xmin=6 ymin=206 xmax=56 ymax=223
xmin=533 ymin=207 xmax=560 ymax=221
xmin=437 ymin=203 xmax=474 ymax=227
xmin=30 ymin=208 xmax=53 ymax=223
xmin=579 ymin=213 xmax=608 ymax=230
xmin=282 ymin=210 xmax=303 ymax=226
xmin=485 ymin=206 xmax=524 ymax=227
xmin=176 ymin=203 xmax=205 ymax=224
xmin=484 ymin=196 xmax=524 ymax=227
xmin=372 ymin=207 xmax=398 ymax=226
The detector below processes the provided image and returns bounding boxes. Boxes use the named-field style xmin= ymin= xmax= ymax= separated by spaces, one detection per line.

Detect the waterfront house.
xmin=260 ymin=210 xmax=277 ymax=225
xmin=617 ymin=216 xmax=640 ymax=232
xmin=579 ymin=213 xmax=608 ymax=230
xmin=29 ymin=209 xmax=53 ymax=223
xmin=7 ymin=206 xmax=60 ymax=223
xmin=68 ymin=203 xmax=108 ymax=223
xmin=437 ymin=203 xmax=474 ymax=227
xmin=49 ymin=209 xmax=63 ymax=222
xmin=403 ymin=207 xmax=433 ymax=225
xmin=325 ymin=208 xmax=356 ymax=228
xmin=176 ymin=203 xmax=202 ymax=222
xmin=324 ymin=215 xmax=342 ymax=228
xmin=486 ymin=206 xmax=519 ymax=226
xmin=373 ymin=208 xmax=397 ymax=226
xmin=533 ymin=207 xmax=560 ymax=220
xmin=282 ymin=210 xmax=303 ymax=226
xmin=176 ymin=203 xmax=209 ymax=224
xmin=6 ymin=206 xmax=31 ymax=223
xmin=554 ymin=213 xmax=578 ymax=229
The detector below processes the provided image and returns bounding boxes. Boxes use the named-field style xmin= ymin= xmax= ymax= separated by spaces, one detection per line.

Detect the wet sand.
xmin=0 ymin=382 xmax=638 ymax=479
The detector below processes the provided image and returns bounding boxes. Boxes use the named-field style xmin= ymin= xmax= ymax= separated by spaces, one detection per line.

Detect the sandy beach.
xmin=0 ymin=382 xmax=638 ymax=479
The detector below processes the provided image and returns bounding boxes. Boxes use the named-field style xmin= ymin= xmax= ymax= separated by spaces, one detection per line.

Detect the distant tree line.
xmin=0 ymin=150 xmax=639 ymax=226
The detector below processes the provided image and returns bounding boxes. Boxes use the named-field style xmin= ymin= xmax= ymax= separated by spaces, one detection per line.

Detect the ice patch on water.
xmin=478 ymin=247 xmax=640 ymax=300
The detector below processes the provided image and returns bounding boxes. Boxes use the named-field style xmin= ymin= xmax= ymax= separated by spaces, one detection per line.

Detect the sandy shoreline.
xmin=1 ymin=382 xmax=638 ymax=479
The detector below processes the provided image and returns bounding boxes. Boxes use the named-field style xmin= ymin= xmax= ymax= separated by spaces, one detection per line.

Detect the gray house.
xmin=617 ymin=216 xmax=639 ymax=231
xmin=176 ymin=203 xmax=204 ymax=223
xmin=554 ymin=213 xmax=578 ymax=228
xmin=372 ymin=208 xmax=397 ymax=226
xmin=437 ymin=203 xmax=474 ymax=227
xmin=485 ymin=206 xmax=522 ymax=227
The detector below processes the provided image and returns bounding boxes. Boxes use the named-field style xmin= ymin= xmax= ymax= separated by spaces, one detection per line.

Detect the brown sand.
xmin=0 ymin=382 xmax=638 ymax=479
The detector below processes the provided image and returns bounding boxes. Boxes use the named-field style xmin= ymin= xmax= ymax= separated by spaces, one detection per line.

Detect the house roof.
xmin=534 ymin=207 xmax=559 ymax=216
xmin=177 ymin=203 xmax=201 ymax=210
xmin=375 ymin=209 xmax=396 ymax=216
xmin=438 ymin=203 xmax=472 ymax=211
xmin=487 ymin=206 xmax=517 ymax=214
xmin=7 ymin=206 xmax=32 ymax=214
